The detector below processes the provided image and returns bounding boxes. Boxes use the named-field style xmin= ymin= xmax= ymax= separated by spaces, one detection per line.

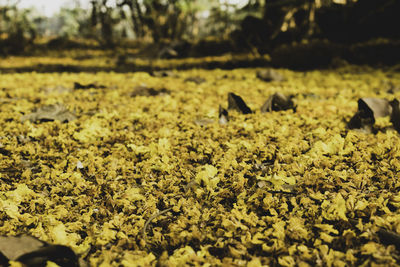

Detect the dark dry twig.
xmin=266 ymin=190 xmax=297 ymax=195
xmin=142 ymin=208 xmax=172 ymax=243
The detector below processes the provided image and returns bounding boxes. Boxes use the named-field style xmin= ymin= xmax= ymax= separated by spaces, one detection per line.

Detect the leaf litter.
xmin=0 ymin=235 xmax=80 ymax=267
xmin=0 ymin=67 xmax=400 ymax=265
xmin=227 ymin=92 xmax=252 ymax=114
xmin=260 ymin=92 xmax=296 ymax=113
xmin=256 ymin=68 xmax=286 ymax=82
xmin=130 ymin=85 xmax=170 ymax=97
xmin=21 ymin=104 xmax=76 ymax=123
xmin=73 ymin=82 xmax=107 ymax=90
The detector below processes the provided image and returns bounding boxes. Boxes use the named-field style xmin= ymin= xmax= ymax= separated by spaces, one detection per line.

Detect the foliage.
xmin=0 ymin=3 xmax=37 ymax=54
xmin=49 ymin=7 xmax=91 ymax=38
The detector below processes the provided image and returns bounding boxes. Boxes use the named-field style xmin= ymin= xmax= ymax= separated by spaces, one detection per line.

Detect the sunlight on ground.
xmin=1 ymin=64 xmax=400 ymax=265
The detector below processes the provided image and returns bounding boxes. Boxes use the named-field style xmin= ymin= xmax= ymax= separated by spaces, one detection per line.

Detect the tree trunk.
xmin=125 ymin=0 xmax=144 ymax=38
xmin=100 ymin=3 xmax=114 ymax=47
xmin=133 ymin=0 xmax=144 ymax=37
xmin=263 ymin=0 xmax=287 ymax=39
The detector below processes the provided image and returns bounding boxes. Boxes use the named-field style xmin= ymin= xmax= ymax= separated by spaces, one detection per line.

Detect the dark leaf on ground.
xmin=74 ymin=82 xmax=106 ymax=90
xmin=150 ymin=70 xmax=178 ymax=78
xmin=219 ymin=105 xmax=229 ymax=125
xmin=21 ymin=104 xmax=76 ymax=123
xmin=360 ymin=98 xmax=392 ymax=118
xmin=348 ymin=98 xmax=392 ymax=132
xmin=260 ymin=92 xmax=296 ymax=113
xmin=227 ymin=93 xmax=252 ymax=114
xmin=130 ymin=85 xmax=170 ymax=97
xmin=184 ymin=76 xmax=206 ymax=84
xmin=0 ymin=235 xmax=45 ymax=262
xmin=256 ymin=69 xmax=286 ymax=82
xmin=0 ymin=235 xmax=80 ymax=267
xmin=16 ymin=245 xmax=79 ymax=267
xmin=390 ymin=99 xmax=400 ymax=133
xmin=377 ymin=228 xmax=400 ymax=250
xmin=0 ymin=252 xmax=8 ymax=266
xmin=0 ymin=147 xmax=11 ymax=156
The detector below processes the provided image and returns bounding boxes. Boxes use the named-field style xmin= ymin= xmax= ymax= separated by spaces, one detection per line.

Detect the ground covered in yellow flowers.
xmin=1 ymin=64 xmax=400 ymax=266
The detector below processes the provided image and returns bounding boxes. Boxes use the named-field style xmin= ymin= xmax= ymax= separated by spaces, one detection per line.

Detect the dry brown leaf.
xmin=377 ymin=228 xmax=400 ymax=250
xmin=218 ymin=105 xmax=229 ymax=124
xmin=227 ymin=92 xmax=252 ymax=114
xmin=150 ymin=70 xmax=179 ymax=78
xmin=0 ymin=235 xmax=80 ymax=267
xmin=260 ymin=92 xmax=296 ymax=113
xmin=16 ymin=245 xmax=79 ymax=267
xmin=361 ymin=98 xmax=392 ymax=118
xmin=21 ymin=104 xmax=76 ymax=123
xmin=0 ymin=235 xmax=45 ymax=261
xmin=256 ymin=69 xmax=286 ymax=82
xmin=348 ymin=98 xmax=392 ymax=132
xmin=130 ymin=85 xmax=170 ymax=97
xmin=184 ymin=76 xmax=206 ymax=84
xmin=74 ymin=82 xmax=106 ymax=90
xmin=390 ymin=99 xmax=400 ymax=133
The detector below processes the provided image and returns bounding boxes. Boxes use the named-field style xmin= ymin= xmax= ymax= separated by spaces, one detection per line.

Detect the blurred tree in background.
xmin=0 ymin=0 xmax=38 ymax=54
xmin=0 ymin=0 xmax=399 ymax=55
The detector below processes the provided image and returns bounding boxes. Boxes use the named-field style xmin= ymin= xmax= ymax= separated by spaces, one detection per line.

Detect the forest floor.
xmin=1 ymin=53 xmax=400 ymax=266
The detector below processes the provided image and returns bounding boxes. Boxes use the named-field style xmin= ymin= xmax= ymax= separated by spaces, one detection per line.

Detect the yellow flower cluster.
xmin=0 ymin=65 xmax=400 ymax=265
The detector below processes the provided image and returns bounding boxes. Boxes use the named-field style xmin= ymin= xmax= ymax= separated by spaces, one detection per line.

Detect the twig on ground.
xmin=142 ymin=208 xmax=172 ymax=243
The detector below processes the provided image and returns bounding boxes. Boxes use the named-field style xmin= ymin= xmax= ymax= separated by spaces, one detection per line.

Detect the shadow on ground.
xmin=0 ymin=57 xmax=272 ymax=74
